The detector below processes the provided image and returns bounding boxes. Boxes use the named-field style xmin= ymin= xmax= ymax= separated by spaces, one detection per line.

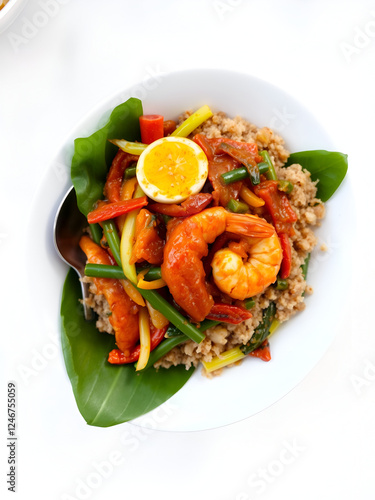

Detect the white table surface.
xmin=1 ymin=1 xmax=374 ymax=499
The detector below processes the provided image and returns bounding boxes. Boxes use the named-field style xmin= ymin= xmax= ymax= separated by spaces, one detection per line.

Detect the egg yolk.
xmin=141 ymin=140 xmax=207 ymax=199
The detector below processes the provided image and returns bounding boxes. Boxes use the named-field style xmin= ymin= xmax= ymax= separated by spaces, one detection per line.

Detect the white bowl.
xmin=0 ymin=0 xmax=28 ymax=33
xmin=27 ymin=69 xmax=351 ymax=432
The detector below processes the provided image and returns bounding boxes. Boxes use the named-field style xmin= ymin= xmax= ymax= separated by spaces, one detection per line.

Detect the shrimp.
xmin=211 ymin=233 xmax=282 ymax=300
xmin=161 ymin=207 xmax=277 ymax=322
xmin=79 ymin=236 xmax=139 ymax=355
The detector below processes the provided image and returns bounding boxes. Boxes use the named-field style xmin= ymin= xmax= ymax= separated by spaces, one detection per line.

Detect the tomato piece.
xmin=249 ymin=339 xmax=271 ymax=362
xmin=149 ymin=193 xmax=212 ymax=217
xmin=279 ymin=233 xmax=292 ymax=279
xmin=87 ymin=197 xmax=148 ymax=224
xmin=253 ymin=180 xmax=297 ymax=236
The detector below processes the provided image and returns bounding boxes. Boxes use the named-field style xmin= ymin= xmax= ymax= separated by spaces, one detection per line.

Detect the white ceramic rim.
xmin=26 ymin=68 xmax=352 ymax=432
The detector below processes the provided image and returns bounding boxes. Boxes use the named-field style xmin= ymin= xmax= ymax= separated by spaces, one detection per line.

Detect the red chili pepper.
xmin=249 ymin=339 xmax=271 ymax=362
xmin=107 ymin=323 xmax=168 ymax=364
xmin=104 ymin=150 xmax=139 ymax=203
xmin=139 ymin=115 xmax=164 ymax=144
xmin=253 ymin=180 xmax=297 ymax=236
xmin=206 ymin=303 xmax=252 ymax=325
xmin=149 ymin=193 xmax=213 ymax=217
xmin=87 ymin=197 xmax=148 ymax=224
xmin=279 ymin=233 xmax=292 ymax=279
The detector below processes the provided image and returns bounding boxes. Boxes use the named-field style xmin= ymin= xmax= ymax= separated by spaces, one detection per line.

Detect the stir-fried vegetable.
xmin=240 ymin=302 xmax=276 ymax=355
xmin=239 ymin=186 xmax=265 ymax=208
xmin=136 ymin=307 xmax=152 ymax=370
xmin=226 ymin=198 xmax=249 ymax=213
xmin=171 ymin=105 xmax=213 ymax=138
xmin=259 ymin=150 xmax=277 ymax=181
xmin=87 ymin=197 xmax=148 ymax=223
xmin=120 ymin=184 xmax=145 ymax=283
xmin=139 ymin=114 xmax=164 ymax=144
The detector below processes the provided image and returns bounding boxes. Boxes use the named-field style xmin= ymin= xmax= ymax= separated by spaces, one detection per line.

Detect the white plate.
xmin=0 ymin=0 xmax=28 ymax=33
xmin=27 ymin=69 xmax=351 ymax=432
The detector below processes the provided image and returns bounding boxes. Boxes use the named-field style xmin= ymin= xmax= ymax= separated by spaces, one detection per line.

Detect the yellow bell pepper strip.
xmin=146 ymin=301 xmax=169 ymax=329
xmin=120 ymin=279 xmax=145 ymax=307
xmin=136 ymin=307 xmax=151 ymax=371
xmin=239 ymin=185 xmax=265 ymax=208
xmin=137 ymin=269 xmax=166 ymax=290
xmin=109 ymin=139 xmax=147 ymax=155
xmin=120 ymin=184 xmax=146 ymax=284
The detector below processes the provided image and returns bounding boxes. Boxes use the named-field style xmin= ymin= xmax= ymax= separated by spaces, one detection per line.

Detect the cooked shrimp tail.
xmin=226 ymin=213 xmax=275 ymax=239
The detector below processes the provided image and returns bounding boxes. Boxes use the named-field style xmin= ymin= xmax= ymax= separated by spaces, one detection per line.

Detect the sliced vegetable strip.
xmin=202 ymin=347 xmax=245 ymax=373
xmin=109 ymin=139 xmax=146 ymax=155
xmin=206 ymin=303 xmax=252 ymax=325
xmin=87 ymin=197 xmax=148 ymax=224
xmin=146 ymin=301 xmax=169 ymax=329
xmin=259 ymin=150 xmax=277 ymax=181
xmin=104 ymin=150 xmax=139 ymax=202
xmin=108 ymin=324 xmax=168 ymax=364
xmin=239 ymin=186 xmax=265 ymax=208
xmin=217 ymin=142 xmax=260 ymax=185
xmin=253 ymin=180 xmax=297 ymax=237
xmin=193 ymin=134 xmax=261 ymax=160
xmin=278 ymin=233 xmax=292 ymax=279
xmin=85 ymin=263 xmax=125 ymax=279
xmin=102 ymin=220 xmax=122 ymax=267
xmin=149 ymin=193 xmax=212 ymax=217
xmin=120 ymin=279 xmax=145 ymax=307
xmin=135 ymin=288 xmax=205 ymax=344
xmin=120 ymin=184 xmax=146 ymax=284
xmin=240 ymin=302 xmax=276 ymax=355
xmin=172 ymin=105 xmax=213 ymax=138
xmin=139 ymin=114 xmax=164 ymax=144
xmin=137 ymin=269 xmax=166 ymax=290
xmin=136 ymin=308 xmax=151 ymax=370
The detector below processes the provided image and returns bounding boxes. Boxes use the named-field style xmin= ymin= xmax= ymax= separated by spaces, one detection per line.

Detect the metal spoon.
xmin=53 ymin=186 xmax=94 ymax=320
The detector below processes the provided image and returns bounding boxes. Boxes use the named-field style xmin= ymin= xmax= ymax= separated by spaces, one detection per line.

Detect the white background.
xmin=1 ymin=0 xmax=374 ymax=499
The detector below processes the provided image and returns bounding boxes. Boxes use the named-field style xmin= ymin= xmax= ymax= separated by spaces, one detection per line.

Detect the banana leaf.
xmin=61 ymin=269 xmax=194 ymax=427
xmin=71 ymin=97 xmax=143 ymax=216
xmin=285 ymin=150 xmax=348 ymax=202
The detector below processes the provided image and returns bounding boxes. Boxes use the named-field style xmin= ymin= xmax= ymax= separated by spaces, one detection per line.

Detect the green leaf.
xmin=71 ymin=98 xmax=143 ymax=216
xmin=61 ymin=269 xmax=194 ymax=427
xmin=284 ymin=150 xmax=348 ymax=202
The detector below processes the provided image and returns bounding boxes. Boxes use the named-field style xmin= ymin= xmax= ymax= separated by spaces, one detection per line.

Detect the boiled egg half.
xmin=136 ymin=136 xmax=208 ymax=204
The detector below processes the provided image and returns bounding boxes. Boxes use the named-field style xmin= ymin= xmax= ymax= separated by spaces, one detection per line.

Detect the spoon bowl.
xmin=53 ymin=186 xmax=93 ymax=320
